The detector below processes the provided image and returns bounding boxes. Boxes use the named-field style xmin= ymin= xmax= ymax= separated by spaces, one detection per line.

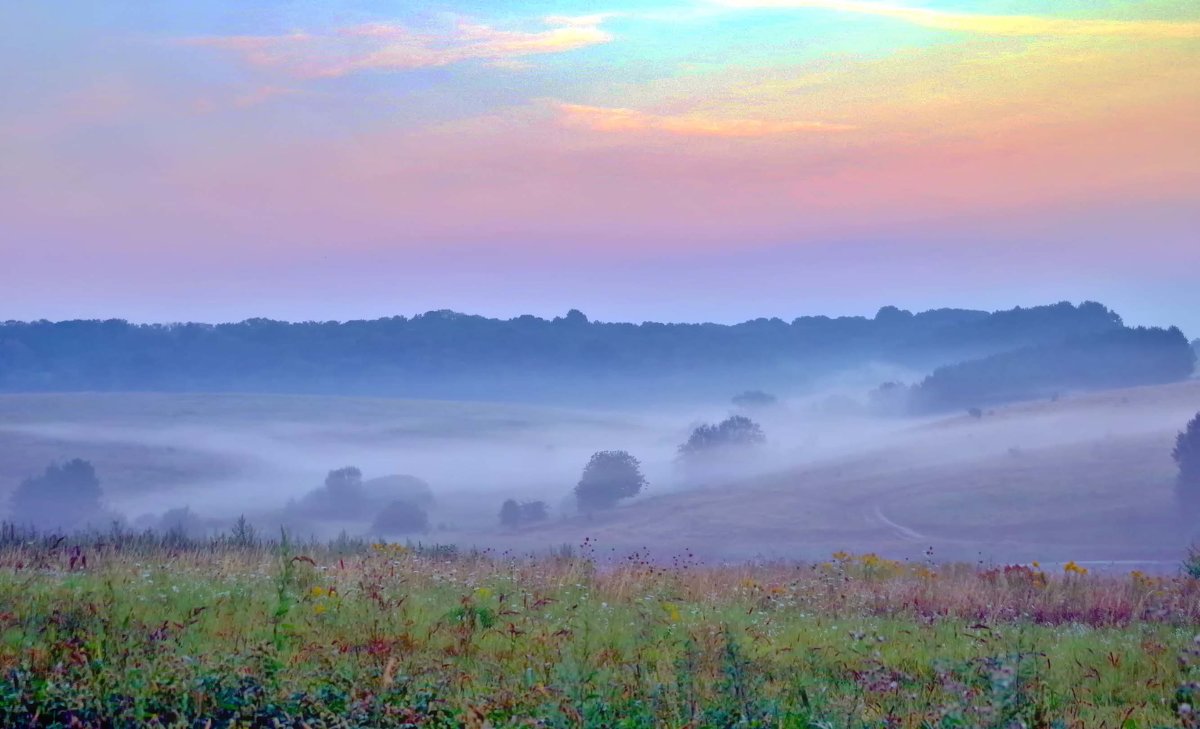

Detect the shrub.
xmin=371 ymin=500 xmax=429 ymax=535
xmin=575 ymin=451 xmax=647 ymax=513
xmin=499 ymin=499 xmax=549 ymax=528
xmin=678 ymin=415 xmax=765 ymax=459
xmin=9 ymin=459 xmax=102 ymax=530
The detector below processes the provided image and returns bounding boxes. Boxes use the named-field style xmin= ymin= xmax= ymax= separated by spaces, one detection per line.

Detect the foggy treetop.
xmin=0 ymin=301 xmax=1189 ymax=402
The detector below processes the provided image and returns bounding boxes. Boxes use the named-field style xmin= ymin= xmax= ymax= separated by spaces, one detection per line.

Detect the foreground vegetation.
xmin=1 ymin=528 xmax=1198 ymax=727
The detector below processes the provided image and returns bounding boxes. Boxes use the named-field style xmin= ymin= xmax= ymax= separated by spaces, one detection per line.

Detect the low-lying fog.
xmin=1 ymin=372 xmax=1199 ymax=567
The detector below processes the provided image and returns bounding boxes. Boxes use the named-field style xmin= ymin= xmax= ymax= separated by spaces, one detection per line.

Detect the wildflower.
xmin=475 ymin=587 xmax=492 ymax=599
xmin=832 ymin=551 xmax=851 ymax=562
xmin=310 ymin=586 xmax=328 ymax=598
xmin=314 ymin=604 xmax=327 ymax=615
xmin=1063 ymin=561 xmax=1089 ymax=575
xmin=661 ymin=602 xmax=682 ymax=623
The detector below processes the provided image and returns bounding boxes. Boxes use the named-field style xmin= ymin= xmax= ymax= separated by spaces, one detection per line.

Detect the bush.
xmin=500 ymin=499 xmax=548 ymax=528
xmin=678 ymin=415 xmax=765 ymax=459
xmin=575 ymin=451 xmax=647 ymax=513
xmin=371 ymin=500 xmax=429 ymax=535
xmin=9 ymin=459 xmax=102 ymax=530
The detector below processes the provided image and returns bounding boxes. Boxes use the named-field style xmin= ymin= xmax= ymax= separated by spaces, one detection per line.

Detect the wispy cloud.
xmin=557 ymin=102 xmax=856 ymax=137
xmin=708 ymin=0 xmax=1200 ymax=39
xmin=183 ymin=16 xmax=613 ymax=78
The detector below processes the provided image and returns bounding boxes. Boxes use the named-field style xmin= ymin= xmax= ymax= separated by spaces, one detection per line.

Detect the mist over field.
xmin=1 ymin=301 xmax=1196 ymax=569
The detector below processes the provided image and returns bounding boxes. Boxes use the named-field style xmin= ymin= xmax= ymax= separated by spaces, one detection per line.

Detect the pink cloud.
xmin=183 ymin=17 xmax=613 ymax=78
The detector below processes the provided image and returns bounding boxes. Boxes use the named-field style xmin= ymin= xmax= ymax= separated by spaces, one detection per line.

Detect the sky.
xmin=1 ymin=0 xmax=1198 ymax=332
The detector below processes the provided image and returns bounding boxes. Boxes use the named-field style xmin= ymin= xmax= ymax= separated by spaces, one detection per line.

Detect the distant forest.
xmin=906 ymin=326 xmax=1196 ymax=413
xmin=0 ymin=301 xmax=1193 ymax=404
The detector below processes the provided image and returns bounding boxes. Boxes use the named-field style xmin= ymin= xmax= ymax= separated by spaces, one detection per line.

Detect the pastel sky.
xmin=2 ymin=1 xmax=1198 ymax=331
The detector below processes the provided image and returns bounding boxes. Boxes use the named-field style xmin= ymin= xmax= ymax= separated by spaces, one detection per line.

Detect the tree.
xmin=292 ymin=466 xmax=369 ymax=519
xmin=363 ymin=474 xmax=434 ymax=508
xmin=324 ymin=467 xmax=364 ymax=497
xmin=575 ymin=451 xmax=647 ymax=513
xmin=499 ymin=499 xmax=522 ymax=528
xmin=10 ymin=458 xmax=103 ymax=530
xmin=372 ymin=500 xmax=429 ymax=535
xmin=678 ymin=415 xmax=765 ymax=459
xmin=1175 ymin=412 xmax=1200 ymax=503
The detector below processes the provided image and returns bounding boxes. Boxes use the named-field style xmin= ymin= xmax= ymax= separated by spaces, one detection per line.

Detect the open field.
xmin=1 ymin=380 xmax=1199 ymax=565
xmin=499 ymin=380 xmax=1200 ymax=565
xmin=0 ymin=535 xmax=1198 ymax=727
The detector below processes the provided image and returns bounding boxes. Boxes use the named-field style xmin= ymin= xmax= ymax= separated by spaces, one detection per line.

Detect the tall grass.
xmin=0 ymin=523 xmax=1197 ymax=726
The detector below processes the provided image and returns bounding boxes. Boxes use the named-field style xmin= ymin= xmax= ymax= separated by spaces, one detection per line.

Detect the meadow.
xmin=1 ymin=528 xmax=1198 ymax=728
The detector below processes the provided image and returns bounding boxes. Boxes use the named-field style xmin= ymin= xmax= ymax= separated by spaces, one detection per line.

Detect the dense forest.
xmin=903 ymin=326 xmax=1196 ymax=413
xmin=0 ymin=301 xmax=1185 ymax=403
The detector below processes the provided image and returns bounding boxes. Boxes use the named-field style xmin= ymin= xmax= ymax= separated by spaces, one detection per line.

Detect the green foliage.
xmin=0 ymin=538 xmax=1195 ymax=727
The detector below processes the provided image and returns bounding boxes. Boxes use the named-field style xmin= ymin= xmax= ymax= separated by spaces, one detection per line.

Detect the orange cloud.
xmin=557 ymin=102 xmax=857 ymax=137
xmin=183 ymin=17 xmax=612 ymax=78
xmin=710 ymin=0 xmax=1200 ymax=39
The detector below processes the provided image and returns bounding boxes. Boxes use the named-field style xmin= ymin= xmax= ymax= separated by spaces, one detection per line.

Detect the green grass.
xmin=0 ymin=535 xmax=1197 ymax=727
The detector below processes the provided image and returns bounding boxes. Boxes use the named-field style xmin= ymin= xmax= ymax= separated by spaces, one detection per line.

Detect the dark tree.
xmin=372 ymin=500 xmax=429 ymax=535
xmin=499 ymin=499 xmax=522 ymax=528
xmin=10 ymin=459 xmax=103 ymax=530
xmin=678 ymin=415 xmax=766 ymax=458
xmin=1175 ymin=412 xmax=1200 ymax=503
xmin=575 ymin=451 xmax=647 ymax=513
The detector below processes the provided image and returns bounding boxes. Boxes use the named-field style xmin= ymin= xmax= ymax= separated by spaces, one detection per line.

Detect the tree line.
xmin=0 ymin=302 xmax=1131 ymax=401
